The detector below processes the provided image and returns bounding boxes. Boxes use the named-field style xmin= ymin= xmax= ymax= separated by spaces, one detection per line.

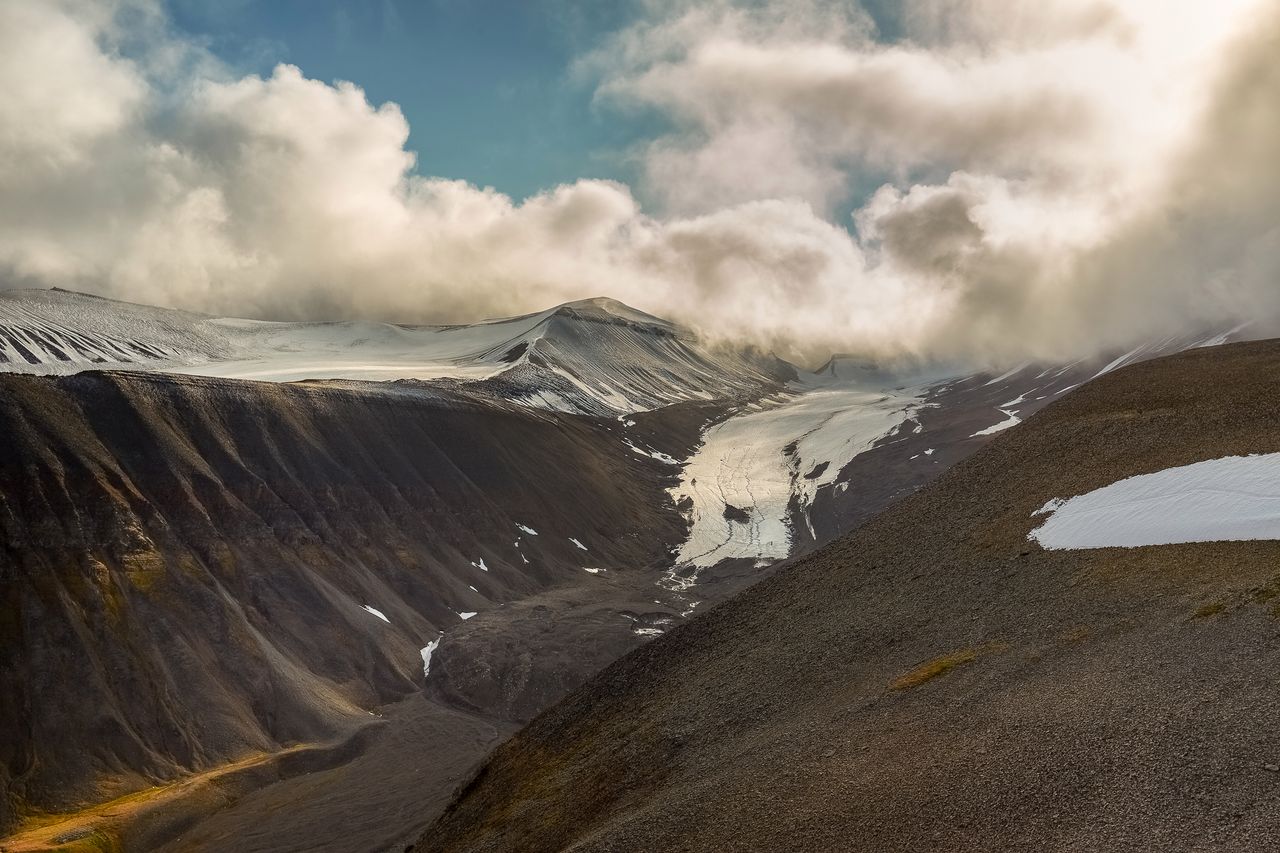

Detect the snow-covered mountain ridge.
xmin=0 ymin=289 xmax=785 ymax=415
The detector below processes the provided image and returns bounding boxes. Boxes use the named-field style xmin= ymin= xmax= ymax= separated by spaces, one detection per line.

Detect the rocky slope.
xmin=0 ymin=370 xmax=693 ymax=843
xmin=416 ymin=339 xmax=1280 ymax=852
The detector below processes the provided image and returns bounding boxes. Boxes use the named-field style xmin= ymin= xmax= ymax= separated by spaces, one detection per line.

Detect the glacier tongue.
xmin=669 ymin=371 xmax=929 ymax=569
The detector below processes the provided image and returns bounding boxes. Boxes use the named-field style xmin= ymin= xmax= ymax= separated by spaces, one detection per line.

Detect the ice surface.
xmin=1031 ymin=454 xmax=1280 ymax=549
xmin=670 ymin=369 xmax=939 ymax=569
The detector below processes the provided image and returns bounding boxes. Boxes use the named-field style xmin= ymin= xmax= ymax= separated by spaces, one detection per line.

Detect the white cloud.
xmin=0 ymin=0 xmax=145 ymax=179
xmin=0 ymin=0 xmax=1278 ymax=368
xmin=592 ymin=0 xmax=1280 ymax=362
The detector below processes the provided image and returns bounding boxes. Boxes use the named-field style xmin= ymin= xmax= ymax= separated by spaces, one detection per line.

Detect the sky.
xmin=166 ymin=0 xmax=649 ymax=202
xmin=1 ymin=0 xmax=1278 ymax=368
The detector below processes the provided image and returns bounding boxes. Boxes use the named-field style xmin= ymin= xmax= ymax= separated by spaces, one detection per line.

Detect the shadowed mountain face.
xmin=0 ymin=371 xmax=692 ymax=836
xmin=416 ymin=340 xmax=1280 ymax=853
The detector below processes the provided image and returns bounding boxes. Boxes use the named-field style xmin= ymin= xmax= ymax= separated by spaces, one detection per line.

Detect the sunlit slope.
xmin=416 ymin=339 xmax=1280 ymax=853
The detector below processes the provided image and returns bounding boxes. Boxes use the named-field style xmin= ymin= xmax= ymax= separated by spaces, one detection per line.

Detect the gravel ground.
xmin=414 ymin=340 xmax=1280 ymax=852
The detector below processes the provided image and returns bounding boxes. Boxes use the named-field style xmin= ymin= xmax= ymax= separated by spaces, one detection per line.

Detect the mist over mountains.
xmin=2 ymin=0 xmax=1278 ymax=368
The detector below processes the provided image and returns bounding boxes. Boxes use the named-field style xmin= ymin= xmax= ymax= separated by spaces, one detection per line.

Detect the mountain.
xmin=0 ymin=289 xmax=1254 ymax=851
xmin=415 ymin=339 xmax=1280 ymax=852
xmin=0 ymin=369 xmax=715 ymax=850
xmin=0 ymin=289 xmax=788 ymax=416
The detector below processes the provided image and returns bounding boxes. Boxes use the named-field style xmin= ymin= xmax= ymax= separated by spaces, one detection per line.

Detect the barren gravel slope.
xmin=416 ymin=339 xmax=1280 ymax=852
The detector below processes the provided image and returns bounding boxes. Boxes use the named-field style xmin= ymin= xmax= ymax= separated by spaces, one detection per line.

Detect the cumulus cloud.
xmin=0 ymin=0 xmax=1278 ymax=368
xmin=591 ymin=0 xmax=1280 ymax=361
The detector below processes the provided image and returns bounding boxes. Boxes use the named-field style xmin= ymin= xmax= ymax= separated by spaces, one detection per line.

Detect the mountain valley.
xmin=0 ymin=289 xmax=1257 ymax=852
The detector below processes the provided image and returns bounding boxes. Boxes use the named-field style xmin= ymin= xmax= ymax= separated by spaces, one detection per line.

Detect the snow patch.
xmin=1031 ymin=454 xmax=1280 ymax=549
xmin=982 ymin=363 xmax=1030 ymax=387
xmin=624 ymin=439 xmax=679 ymax=465
xmin=1193 ymin=323 xmax=1250 ymax=348
xmin=457 ymin=611 xmax=478 ymax=620
xmin=1002 ymin=392 xmax=1031 ymax=407
xmin=420 ymin=636 xmax=442 ymax=679
xmin=471 ymin=557 xmax=489 ymax=572
xmin=516 ymin=523 xmax=538 ymax=536
xmin=971 ymin=410 xmax=1021 ymax=437
xmin=1089 ymin=345 xmax=1146 ymax=381
xmin=570 ymin=537 xmax=588 ymax=550
xmin=361 ymin=605 xmax=390 ymax=623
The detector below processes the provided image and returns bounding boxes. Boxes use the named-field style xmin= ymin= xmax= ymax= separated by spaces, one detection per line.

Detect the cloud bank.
xmin=1 ymin=0 xmax=1278 ymax=367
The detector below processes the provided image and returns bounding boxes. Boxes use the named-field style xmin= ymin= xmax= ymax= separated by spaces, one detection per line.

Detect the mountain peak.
xmin=549 ymin=297 xmax=672 ymax=329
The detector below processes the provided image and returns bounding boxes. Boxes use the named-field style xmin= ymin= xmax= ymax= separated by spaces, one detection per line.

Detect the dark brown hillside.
xmin=417 ymin=339 xmax=1280 ymax=852
xmin=0 ymin=370 xmax=689 ymax=840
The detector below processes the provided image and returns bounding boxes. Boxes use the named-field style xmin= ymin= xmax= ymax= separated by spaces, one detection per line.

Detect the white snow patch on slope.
xmin=361 ymin=605 xmax=390 ymax=623
xmin=1031 ymin=454 xmax=1280 ymax=550
xmin=971 ymin=409 xmax=1022 ymax=437
xmin=471 ymin=558 xmax=489 ymax=572
xmin=982 ymin=363 xmax=1030 ymax=387
xmin=457 ymin=611 xmax=478 ymax=620
xmin=516 ymin=524 xmax=538 ymax=536
xmin=420 ymin=636 xmax=442 ymax=679
xmin=624 ymin=439 xmax=679 ymax=465
xmin=1193 ymin=323 xmax=1250 ymax=348
xmin=1089 ymin=345 xmax=1146 ymax=381
xmin=1002 ymin=392 xmax=1031 ymax=407
xmin=570 ymin=537 xmax=588 ymax=550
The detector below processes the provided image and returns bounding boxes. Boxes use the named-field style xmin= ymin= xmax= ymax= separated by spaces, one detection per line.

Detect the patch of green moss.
xmin=1191 ymin=601 xmax=1226 ymax=621
xmin=892 ymin=649 xmax=977 ymax=690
